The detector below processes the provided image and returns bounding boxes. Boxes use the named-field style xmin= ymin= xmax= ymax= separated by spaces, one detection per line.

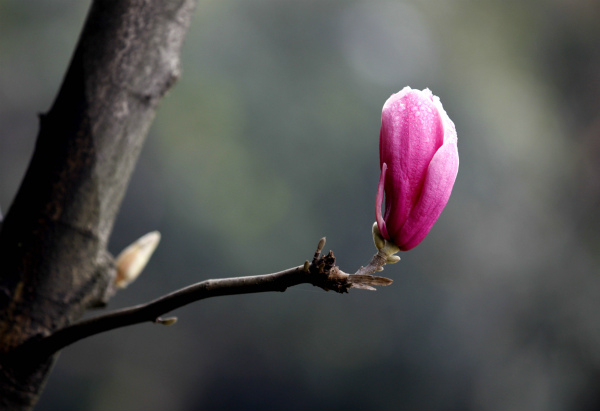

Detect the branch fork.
xmin=306 ymin=237 xmax=393 ymax=293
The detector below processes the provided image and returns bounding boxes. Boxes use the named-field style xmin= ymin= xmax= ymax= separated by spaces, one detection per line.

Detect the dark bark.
xmin=0 ymin=1 xmax=197 ymax=409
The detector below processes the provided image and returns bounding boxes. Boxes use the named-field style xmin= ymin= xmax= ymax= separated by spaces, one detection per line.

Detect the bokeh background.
xmin=2 ymin=0 xmax=600 ymax=409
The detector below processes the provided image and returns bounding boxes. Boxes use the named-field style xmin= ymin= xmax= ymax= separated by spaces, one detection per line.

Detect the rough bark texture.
xmin=0 ymin=1 xmax=197 ymax=409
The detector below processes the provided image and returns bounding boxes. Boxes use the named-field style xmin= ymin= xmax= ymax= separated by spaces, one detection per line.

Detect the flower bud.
xmin=115 ymin=231 xmax=161 ymax=288
xmin=375 ymin=87 xmax=459 ymax=251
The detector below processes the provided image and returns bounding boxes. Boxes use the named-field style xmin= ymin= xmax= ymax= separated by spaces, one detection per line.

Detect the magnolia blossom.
xmin=375 ymin=87 xmax=459 ymax=251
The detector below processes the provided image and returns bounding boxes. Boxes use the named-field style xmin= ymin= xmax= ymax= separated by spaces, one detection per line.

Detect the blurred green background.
xmin=2 ymin=0 xmax=600 ymax=409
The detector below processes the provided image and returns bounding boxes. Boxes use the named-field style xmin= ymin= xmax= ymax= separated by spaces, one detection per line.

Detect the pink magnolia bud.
xmin=375 ymin=87 xmax=459 ymax=251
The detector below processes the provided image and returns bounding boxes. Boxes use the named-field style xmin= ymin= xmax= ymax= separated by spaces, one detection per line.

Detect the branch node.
xmin=304 ymin=237 xmax=394 ymax=293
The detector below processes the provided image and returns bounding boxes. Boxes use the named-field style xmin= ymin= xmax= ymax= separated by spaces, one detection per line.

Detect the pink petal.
xmin=375 ymin=162 xmax=390 ymax=240
xmin=380 ymin=88 xmax=445 ymax=241
xmin=395 ymin=137 xmax=459 ymax=250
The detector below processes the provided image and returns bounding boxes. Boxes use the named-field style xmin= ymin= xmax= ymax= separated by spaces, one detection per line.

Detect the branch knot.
xmin=306 ymin=238 xmax=392 ymax=293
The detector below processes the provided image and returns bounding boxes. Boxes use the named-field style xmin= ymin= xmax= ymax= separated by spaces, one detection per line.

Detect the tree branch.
xmin=23 ymin=267 xmax=308 ymax=360
xmin=0 ymin=1 xmax=198 ymax=409
xmin=15 ymin=238 xmax=392 ymax=362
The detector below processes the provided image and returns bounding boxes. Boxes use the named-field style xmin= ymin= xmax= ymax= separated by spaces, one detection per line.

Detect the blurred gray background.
xmin=2 ymin=0 xmax=600 ymax=410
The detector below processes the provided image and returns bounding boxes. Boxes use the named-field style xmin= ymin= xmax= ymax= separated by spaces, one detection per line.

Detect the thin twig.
xmin=15 ymin=238 xmax=393 ymax=361
xmin=19 ymin=266 xmax=307 ymax=360
xmin=353 ymin=251 xmax=389 ymax=276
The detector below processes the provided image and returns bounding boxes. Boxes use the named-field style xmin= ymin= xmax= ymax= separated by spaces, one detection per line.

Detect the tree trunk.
xmin=0 ymin=1 xmax=197 ymax=409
